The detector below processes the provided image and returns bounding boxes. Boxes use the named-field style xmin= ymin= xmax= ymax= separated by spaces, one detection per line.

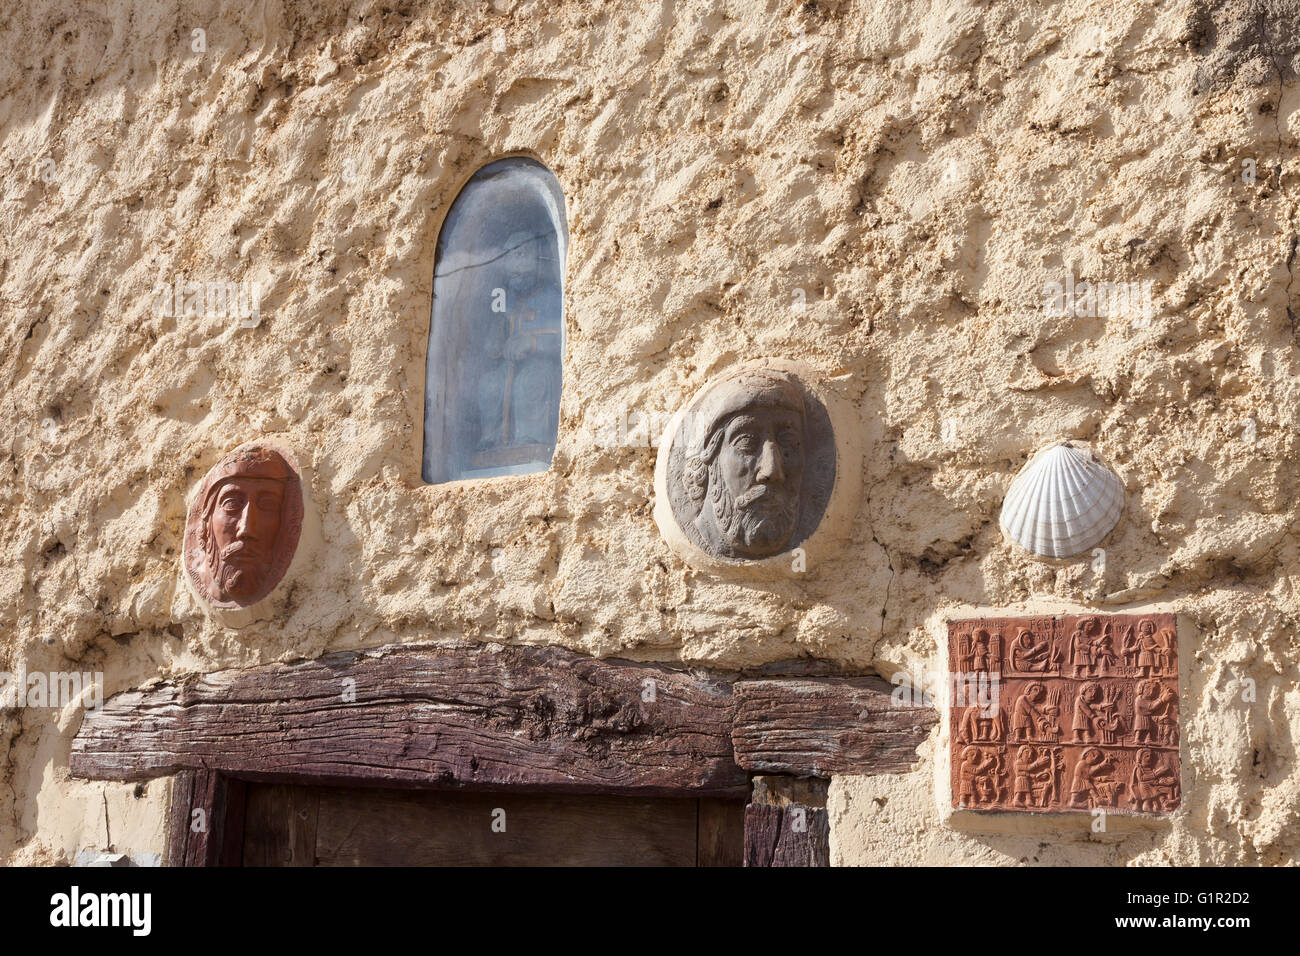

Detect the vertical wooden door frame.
xmin=166 ymin=770 xmax=247 ymax=867
xmin=72 ymin=642 xmax=937 ymax=867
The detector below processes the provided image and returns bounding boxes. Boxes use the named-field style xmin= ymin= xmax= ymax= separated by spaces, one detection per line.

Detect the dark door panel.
xmin=240 ymin=783 xmax=743 ymax=867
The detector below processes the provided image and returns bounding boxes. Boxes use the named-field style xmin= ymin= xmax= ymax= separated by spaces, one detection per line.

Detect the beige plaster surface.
xmin=1 ymin=0 xmax=1297 ymax=864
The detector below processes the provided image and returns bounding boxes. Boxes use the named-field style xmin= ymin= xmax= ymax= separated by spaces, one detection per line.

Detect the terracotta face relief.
xmin=184 ymin=446 xmax=303 ymax=609
xmin=663 ymin=366 xmax=834 ymax=561
xmin=948 ymin=614 xmax=1180 ymax=814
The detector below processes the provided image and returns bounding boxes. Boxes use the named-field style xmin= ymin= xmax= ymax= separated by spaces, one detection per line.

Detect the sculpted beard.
xmin=708 ymin=457 xmax=798 ymax=550
xmin=205 ymin=534 xmax=266 ymax=599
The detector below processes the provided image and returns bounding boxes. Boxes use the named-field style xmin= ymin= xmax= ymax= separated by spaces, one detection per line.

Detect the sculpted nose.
xmin=235 ymin=504 xmax=256 ymax=539
xmin=756 ymin=439 xmax=783 ymax=483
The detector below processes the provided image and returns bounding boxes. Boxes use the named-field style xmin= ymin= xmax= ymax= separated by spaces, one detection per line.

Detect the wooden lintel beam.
xmin=72 ymin=643 xmax=938 ymax=797
xmin=73 ymin=642 xmax=748 ymax=798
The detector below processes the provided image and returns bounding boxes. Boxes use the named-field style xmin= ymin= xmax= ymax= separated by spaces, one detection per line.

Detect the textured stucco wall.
xmin=1 ymin=0 xmax=1297 ymax=865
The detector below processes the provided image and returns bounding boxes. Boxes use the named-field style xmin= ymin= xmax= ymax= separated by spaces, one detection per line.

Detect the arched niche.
xmin=422 ymin=157 xmax=567 ymax=484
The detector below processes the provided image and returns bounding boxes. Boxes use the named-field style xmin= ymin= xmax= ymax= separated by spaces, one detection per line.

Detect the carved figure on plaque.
xmin=1069 ymin=616 xmax=1101 ymax=677
xmin=1091 ymin=625 xmax=1118 ymax=675
xmin=1096 ymin=685 xmax=1126 ymax=745
xmin=1156 ymin=622 xmax=1177 ymax=675
xmin=1069 ymin=747 xmax=1119 ymax=808
xmin=948 ymin=614 xmax=1180 ymax=814
xmin=1012 ymin=746 xmax=1061 ymax=808
xmin=1135 ymin=619 xmax=1161 ymax=677
xmin=1072 ymin=681 xmax=1101 ymax=743
xmin=958 ymin=703 xmax=1005 ymax=743
xmin=1010 ymin=682 xmax=1061 ymax=742
xmin=958 ymin=627 xmax=1001 ymax=676
xmin=1133 ymin=679 xmax=1178 ymax=746
xmin=1130 ymin=748 xmax=1180 ymax=811
xmin=1073 ymin=682 xmax=1123 ymax=745
xmin=1009 ymin=626 xmax=1058 ymax=673
xmin=1121 ymin=623 xmax=1140 ymax=669
xmin=957 ymin=747 xmax=1004 ymax=807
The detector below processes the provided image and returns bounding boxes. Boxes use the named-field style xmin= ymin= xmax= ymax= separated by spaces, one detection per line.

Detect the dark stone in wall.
xmin=1188 ymin=0 xmax=1300 ymax=93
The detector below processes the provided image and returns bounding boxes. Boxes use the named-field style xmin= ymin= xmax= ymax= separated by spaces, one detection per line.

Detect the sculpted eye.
xmin=256 ymin=492 xmax=279 ymax=512
xmin=220 ymin=495 xmax=244 ymax=513
xmin=732 ymin=435 xmax=758 ymax=453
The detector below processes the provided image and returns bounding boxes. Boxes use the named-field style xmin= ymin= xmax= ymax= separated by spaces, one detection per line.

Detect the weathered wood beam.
xmin=731 ymin=675 xmax=937 ymax=777
xmin=743 ymin=776 xmax=830 ymax=867
xmin=73 ymin=642 xmax=749 ymax=798
xmin=75 ymin=643 xmax=939 ymax=817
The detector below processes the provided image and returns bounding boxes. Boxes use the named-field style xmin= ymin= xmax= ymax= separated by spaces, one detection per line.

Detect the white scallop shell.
xmin=999 ymin=441 xmax=1124 ymax=559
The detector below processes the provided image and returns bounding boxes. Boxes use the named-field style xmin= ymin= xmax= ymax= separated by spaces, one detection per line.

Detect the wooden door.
xmin=240 ymin=784 xmax=744 ymax=866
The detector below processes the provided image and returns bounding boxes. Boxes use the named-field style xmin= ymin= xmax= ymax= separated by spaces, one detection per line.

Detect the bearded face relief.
xmin=661 ymin=365 xmax=836 ymax=563
xmin=184 ymin=445 xmax=304 ymax=609
xmin=692 ymin=403 xmax=805 ymax=558
xmin=207 ymin=478 xmax=284 ymax=602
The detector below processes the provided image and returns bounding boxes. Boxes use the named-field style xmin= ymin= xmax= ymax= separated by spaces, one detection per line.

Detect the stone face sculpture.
xmin=948 ymin=612 xmax=1180 ymax=814
xmin=183 ymin=445 xmax=303 ymax=609
xmin=661 ymin=366 xmax=835 ymax=561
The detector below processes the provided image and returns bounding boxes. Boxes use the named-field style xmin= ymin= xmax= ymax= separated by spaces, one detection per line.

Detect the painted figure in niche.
xmin=958 ymin=703 xmax=1005 ymax=743
xmin=1133 ymin=679 xmax=1178 ymax=745
xmin=1010 ymin=682 xmax=1061 ymax=742
xmin=681 ymin=368 xmax=807 ymax=559
xmin=1130 ymin=748 xmax=1180 ymax=811
xmin=1069 ymin=747 xmax=1119 ymax=808
xmin=475 ymin=231 xmax=563 ymax=461
xmin=1012 ymin=746 xmax=1061 ymax=808
xmin=423 ymin=157 xmax=566 ymax=484
xmin=184 ymin=446 xmax=303 ymax=608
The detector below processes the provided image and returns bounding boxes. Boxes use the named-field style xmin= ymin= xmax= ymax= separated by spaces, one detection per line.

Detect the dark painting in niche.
xmin=423 ymin=157 xmax=567 ymax=484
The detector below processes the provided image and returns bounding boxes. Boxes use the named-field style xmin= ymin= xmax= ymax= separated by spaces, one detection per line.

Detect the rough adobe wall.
xmin=0 ymin=0 xmax=1297 ymax=864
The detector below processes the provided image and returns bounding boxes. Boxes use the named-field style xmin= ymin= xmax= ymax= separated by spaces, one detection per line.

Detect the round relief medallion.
xmin=656 ymin=363 xmax=836 ymax=563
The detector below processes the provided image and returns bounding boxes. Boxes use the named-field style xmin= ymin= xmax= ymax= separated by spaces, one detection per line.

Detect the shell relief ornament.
xmin=999 ymin=441 xmax=1123 ymax=560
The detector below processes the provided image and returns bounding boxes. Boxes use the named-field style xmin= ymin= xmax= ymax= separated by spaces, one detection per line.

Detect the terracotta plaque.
xmin=948 ymin=614 xmax=1180 ymax=814
xmin=183 ymin=444 xmax=304 ymax=609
